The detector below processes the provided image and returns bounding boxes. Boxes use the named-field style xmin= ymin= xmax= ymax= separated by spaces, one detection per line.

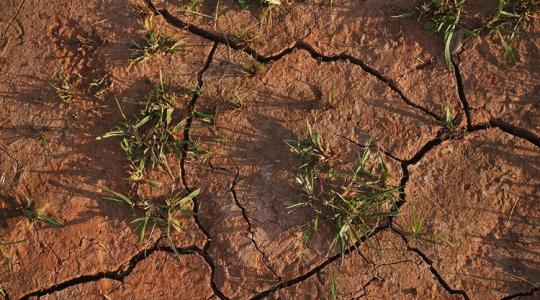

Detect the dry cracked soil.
xmin=0 ymin=0 xmax=539 ymax=299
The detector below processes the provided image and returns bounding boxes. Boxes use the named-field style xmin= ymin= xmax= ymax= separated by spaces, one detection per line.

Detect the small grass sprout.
xmin=21 ymin=197 xmax=63 ymax=227
xmin=192 ymin=110 xmax=216 ymax=129
xmin=183 ymin=0 xmax=204 ymax=13
xmin=411 ymin=209 xmax=424 ymax=238
xmin=405 ymin=208 xmax=454 ymax=247
xmin=287 ymin=125 xmax=398 ymax=255
xmin=285 ymin=122 xmax=328 ymax=197
xmin=97 ymin=73 xmax=186 ymax=180
xmin=49 ymin=70 xmax=72 ymax=103
xmin=322 ymin=90 xmax=338 ymax=110
xmin=130 ymin=16 xmax=184 ymax=66
xmin=442 ymin=104 xmax=455 ymax=129
xmin=186 ymin=137 xmax=212 ymax=163
xmin=330 ymin=268 xmax=338 ymax=300
xmin=230 ymin=90 xmax=248 ymax=109
xmin=238 ymin=0 xmax=281 ymax=10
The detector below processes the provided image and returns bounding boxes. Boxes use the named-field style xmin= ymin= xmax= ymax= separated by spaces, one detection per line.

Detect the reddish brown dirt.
xmin=0 ymin=0 xmax=539 ymax=299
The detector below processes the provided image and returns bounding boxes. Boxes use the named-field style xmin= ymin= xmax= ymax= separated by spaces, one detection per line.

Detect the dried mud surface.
xmin=0 ymin=0 xmax=538 ymax=299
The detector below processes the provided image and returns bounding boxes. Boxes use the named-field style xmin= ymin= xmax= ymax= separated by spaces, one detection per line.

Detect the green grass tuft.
xmin=130 ymin=16 xmax=184 ymax=66
xmin=485 ymin=0 xmax=539 ymax=61
xmin=97 ymin=73 xmax=186 ymax=180
xmin=102 ymin=186 xmax=200 ymax=250
xmin=286 ymin=123 xmax=398 ymax=255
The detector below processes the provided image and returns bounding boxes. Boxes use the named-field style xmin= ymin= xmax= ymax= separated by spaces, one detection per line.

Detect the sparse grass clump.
xmin=399 ymin=0 xmax=539 ymax=65
xmin=49 ymin=70 xmax=72 ymax=103
xmin=130 ymin=17 xmax=184 ymax=66
xmin=0 ymin=239 xmax=24 ymax=268
xmin=404 ymin=208 xmax=455 ymax=247
xmin=239 ymin=61 xmax=266 ymax=77
xmin=414 ymin=0 xmax=466 ymax=68
xmin=286 ymin=123 xmax=398 ymax=255
xmin=97 ymin=73 xmax=185 ymax=180
xmin=485 ymin=0 xmax=540 ymax=61
xmin=102 ymin=186 xmax=199 ymax=244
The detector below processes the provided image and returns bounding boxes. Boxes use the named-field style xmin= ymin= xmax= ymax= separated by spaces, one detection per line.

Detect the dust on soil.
xmin=0 ymin=0 xmax=538 ymax=299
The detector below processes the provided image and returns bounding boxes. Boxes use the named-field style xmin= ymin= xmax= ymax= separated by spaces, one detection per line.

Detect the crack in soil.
xmin=229 ymin=168 xmax=282 ymax=281
xmin=351 ymin=275 xmax=382 ymax=299
xmin=452 ymin=60 xmax=472 ymax=128
xmin=143 ymin=0 xmax=442 ymax=124
xmin=17 ymin=240 xmax=200 ymax=299
xmin=390 ymin=228 xmax=470 ymax=300
xmin=179 ymin=41 xmax=219 ymax=192
xmin=248 ymin=225 xmax=389 ymax=300
xmin=16 ymin=241 xmax=227 ymax=300
xmin=174 ymin=42 xmax=230 ymax=300
xmin=394 ymin=135 xmax=446 ymax=211
xmin=386 ymin=122 xmax=538 ymax=299
xmin=474 ymin=120 xmax=540 ymax=148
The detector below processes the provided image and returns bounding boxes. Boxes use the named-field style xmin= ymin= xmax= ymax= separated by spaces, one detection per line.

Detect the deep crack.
xmin=173 ymin=41 xmax=229 ymax=300
xmin=390 ymin=228 xmax=470 ymax=300
xmin=482 ymin=120 xmax=539 ymax=148
xmin=229 ymin=168 xmax=282 ymax=281
xmin=18 ymin=240 xmax=200 ymax=299
xmin=248 ymin=225 xmax=389 ymax=300
xmin=452 ymin=60 xmax=472 ymax=128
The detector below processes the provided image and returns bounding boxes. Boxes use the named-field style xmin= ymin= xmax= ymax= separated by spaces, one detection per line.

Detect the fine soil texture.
xmin=0 ymin=0 xmax=539 ymax=299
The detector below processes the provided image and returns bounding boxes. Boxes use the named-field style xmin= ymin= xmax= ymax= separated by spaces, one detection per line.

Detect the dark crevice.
xmin=177 ymin=41 xmax=217 ymax=249
xmin=179 ymin=41 xmax=219 ymax=193
xmin=249 ymin=225 xmax=389 ymax=300
xmin=403 ymin=136 xmax=445 ymax=166
xmin=18 ymin=242 xmax=229 ymax=300
xmin=178 ymin=41 xmax=218 ymax=246
xmin=187 ymin=247 xmax=230 ymax=300
xmin=144 ymin=0 xmax=442 ymax=124
xmin=500 ymin=287 xmax=539 ymax=300
xmin=390 ymin=227 xmax=470 ymax=300
xmin=486 ymin=119 xmax=539 ymax=148
xmin=229 ymin=168 xmax=282 ymax=281
xmin=393 ymin=136 xmax=445 ymax=212
xmin=468 ymin=120 xmax=540 ymax=148
xmin=18 ymin=241 xmax=200 ymax=299
xmin=452 ymin=60 xmax=472 ymax=128
xmin=174 ymin=41 xmax=229 ymax=300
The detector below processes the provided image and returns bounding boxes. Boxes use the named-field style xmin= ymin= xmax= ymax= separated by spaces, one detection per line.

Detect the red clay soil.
xmin=0 ymin=0 xmax=538 ymax=299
